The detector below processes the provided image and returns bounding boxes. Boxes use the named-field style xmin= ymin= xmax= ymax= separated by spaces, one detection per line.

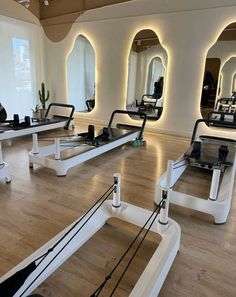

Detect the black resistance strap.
xmin=90 ymin=199 xmax=165 ymax=297
xmin=0 ymin=183 xmax=115 ymax=297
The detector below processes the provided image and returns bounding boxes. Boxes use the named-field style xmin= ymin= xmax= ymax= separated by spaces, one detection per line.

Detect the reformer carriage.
xmin=155 ymin=117 xmax=236 ymax=224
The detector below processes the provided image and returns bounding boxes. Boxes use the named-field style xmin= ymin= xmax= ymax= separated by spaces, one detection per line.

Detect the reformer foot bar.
xmin=155 ymin=118 xmax=236 ymax=224
xmin=208 ymin=111 xmax=236 ymax=126
xmin=29 ymin=110 xmax=147 ymax=176
xmin=0 ymin=103 xmax=74 ymax=183
xmin=0 ymin=168 xmax=181 ymax=297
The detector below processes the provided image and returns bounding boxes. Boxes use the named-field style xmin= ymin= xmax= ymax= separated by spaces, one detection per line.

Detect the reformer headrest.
xmin=0 ymin=103 xmax=7 ymax=122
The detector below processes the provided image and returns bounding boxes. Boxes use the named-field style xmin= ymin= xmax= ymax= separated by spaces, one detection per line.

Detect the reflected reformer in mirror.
xmin=201 ymin=23 xmax=236 ymax=128
xmin=126 ymin=29 xmax=167 ymax=121
xmin=67 ymin=35 xmax=95 ymax=113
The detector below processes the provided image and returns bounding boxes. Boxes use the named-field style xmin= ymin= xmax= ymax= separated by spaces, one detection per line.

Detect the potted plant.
xmin=31 ymin=104 xmax=41 ymax=120
xmin=39 ymin=82 xmax=50 ymax=119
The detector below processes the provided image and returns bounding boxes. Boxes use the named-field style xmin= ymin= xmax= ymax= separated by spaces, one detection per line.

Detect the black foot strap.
xmin=190 ymin=141 xmax=201 ymax=159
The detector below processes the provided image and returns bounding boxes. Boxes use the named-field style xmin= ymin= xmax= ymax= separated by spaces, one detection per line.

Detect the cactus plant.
xmin=38 ymin=82 xmax=50 ymax=110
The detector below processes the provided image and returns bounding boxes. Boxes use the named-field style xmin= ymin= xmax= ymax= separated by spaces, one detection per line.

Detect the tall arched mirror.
xmin=67 ymin=35 xmax=95 ymax=112
xmin=201 ymin=23 xmax=236 ymax=125
xmin=126 ymin=29 xmax=167 ymax=121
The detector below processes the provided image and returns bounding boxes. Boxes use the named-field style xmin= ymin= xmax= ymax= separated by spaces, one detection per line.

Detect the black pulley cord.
xmin=90 ymin=199 xmax=164 ymax=297
xmin=109 ymin=204 xmax=162 ymax=297
xmin=20 ymin=184 xmax=115 ymax=297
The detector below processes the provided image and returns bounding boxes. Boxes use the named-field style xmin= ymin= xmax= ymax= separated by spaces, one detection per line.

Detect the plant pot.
xmin=40 ymin=109 xmax=47 ymax=119
xmin=32 ymin=111 xmax=40 ymax=120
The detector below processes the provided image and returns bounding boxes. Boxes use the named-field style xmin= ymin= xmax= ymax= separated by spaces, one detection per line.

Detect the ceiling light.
xmin=44 ymin=0 xmax=49 ymax=5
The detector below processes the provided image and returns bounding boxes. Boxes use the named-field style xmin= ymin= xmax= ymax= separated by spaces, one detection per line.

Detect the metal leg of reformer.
xmin=0 ymin=141 xmax=11 ymax=183
xmin=55 ymin=138 xmax=61 ymax=160
xmin=159 ymin=160 xmax=173 ymax=227
xmin=209 ymin=169 xmax=221 ymax=201
xmin=30 ymin=134 xmax=39 ymax=169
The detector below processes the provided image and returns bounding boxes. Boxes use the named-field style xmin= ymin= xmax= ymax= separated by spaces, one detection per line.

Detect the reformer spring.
xmin=90 ymin=198 xmax=165 ymax=297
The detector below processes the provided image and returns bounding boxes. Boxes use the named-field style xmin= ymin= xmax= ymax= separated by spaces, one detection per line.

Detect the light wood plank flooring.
xmin=0 ymin=125 xmax=235 ymax=297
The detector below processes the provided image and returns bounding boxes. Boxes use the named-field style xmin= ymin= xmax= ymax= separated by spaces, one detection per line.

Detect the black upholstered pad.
xmin=184 ymin=137 xmax=236 ymax=170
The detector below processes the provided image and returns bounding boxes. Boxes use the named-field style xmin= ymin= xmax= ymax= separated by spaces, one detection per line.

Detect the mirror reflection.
xmin=67 ymin=35 xmax=95 ymax=112
xmin=126 ymin=29 xmax=167 ymax=121
xmin=201 ymin=23 xmax=236 ymax=125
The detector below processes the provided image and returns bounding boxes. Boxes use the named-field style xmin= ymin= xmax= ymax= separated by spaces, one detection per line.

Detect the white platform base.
xmin=0 ymin=200 xmax=180 ymax=297
xmin=29 ymin=131 xmax=139 ymax=176
xmin=155 ymin=155 xmax=236 ymax=224
xmin=0 ymin=162 xmax=11 ymax=184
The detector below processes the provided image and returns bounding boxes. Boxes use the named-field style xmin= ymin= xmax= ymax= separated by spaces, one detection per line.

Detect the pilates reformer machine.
xmin=135 ymin=94 xmax=163 ymax=120
xmin=215 ymin=97 xmax=236 ymax=113
xmin=0 ymin=103 xmax=74 ymax=184
xmin=207 ymin=110 xmax=236 ymax=126
xmin=155 ymin=117 xmax=236 ymax=224
xmin=0 ymin=169 xmax=181 ymax=297
xmin=29 ymin=110 xmax=147 ymax=176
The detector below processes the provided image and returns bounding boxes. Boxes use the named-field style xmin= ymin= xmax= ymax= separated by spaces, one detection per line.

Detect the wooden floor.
xmin=0 ymin=125 xmax=236 ymax=297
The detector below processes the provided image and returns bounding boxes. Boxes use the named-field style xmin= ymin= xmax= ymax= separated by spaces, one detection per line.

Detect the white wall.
xmin=4 ymin=0 xmax=236 ymax=138
xmin=43 ymin=2 xmax=236 ymax=138
xmin=126 ymin=51 xmax=137 ymax=105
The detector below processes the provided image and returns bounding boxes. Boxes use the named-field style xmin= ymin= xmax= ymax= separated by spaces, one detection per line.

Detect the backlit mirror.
xmin=67 ymin=35 xmax=95 ymax=112
xmin=201 ymin=23 xmax=236 ymax=125
xmin=126 ymin=29 xmax=167 ymax=121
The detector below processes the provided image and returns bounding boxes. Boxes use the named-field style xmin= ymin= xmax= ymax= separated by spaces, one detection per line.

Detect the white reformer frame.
xmin=0 ymin=169 xmax=181 ymax=297
xmin=0 ymin=103 xmax=74 ymax=184
xmin=0 ymin=141 xmax=11 ymax=183
xmin=155 ymin=119 xmax=236 ymax=224
xmin=29 ymin=110 xmax=147 ymax=176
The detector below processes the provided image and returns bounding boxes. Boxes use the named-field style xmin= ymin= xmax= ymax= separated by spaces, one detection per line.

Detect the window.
xmin=0 ymin=16 xmax=40 ymax=119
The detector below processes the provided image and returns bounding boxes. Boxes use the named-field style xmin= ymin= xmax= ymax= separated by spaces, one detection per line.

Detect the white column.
xmin=209 ymin=169 xmax=221 ymax=201
xmin=159 ymin=160 xmax=174 ymax=225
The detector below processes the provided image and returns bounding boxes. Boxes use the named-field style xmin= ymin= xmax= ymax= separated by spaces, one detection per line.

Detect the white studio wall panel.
xmin=126 ymin=51 xmax=137 ymax=105
xmin=42 ymin=1 xmax=236 ymax=138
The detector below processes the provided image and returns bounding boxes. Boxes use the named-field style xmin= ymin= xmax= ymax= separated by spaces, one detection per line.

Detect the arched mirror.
xmin=126 ymin=29 xmax=167 ymax=121
xmin=200 ymin=58 xmax=221 ymax=118
xmin=201 ymin=23 xmax=236 ymax=124
xmin=67 ymin=35 xmax=95 ymax=112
